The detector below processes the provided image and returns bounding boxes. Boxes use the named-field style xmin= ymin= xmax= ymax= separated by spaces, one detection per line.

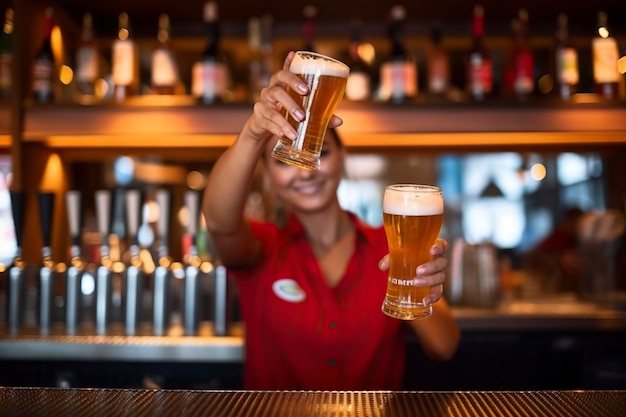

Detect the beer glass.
xmin=382 ymin=184 xmax=444 ymax=320
xmin=271 ymin=51 xmax=349 ymax=170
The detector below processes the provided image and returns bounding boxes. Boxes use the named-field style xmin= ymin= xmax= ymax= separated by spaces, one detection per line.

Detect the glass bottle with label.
xmin=504 ymin=9 xmax=534 ymax=99
xmin=112 ymin=12 xmax=138 ymax=102
xmin=0 ymin=8 xmax=13 ymax=99
xmin=426 ymin=21 xmax=450 ymax=98
xmin=345 ymin=18 xmax=371 ymax=102
xmin=192 ymin=1 xmax=229 ymax=104
xmin=554 ymin=13 xmax=579 ymax=101
xmin=75 ymin=13 xmax=99 ymax=102
xmin=301 ymin=5 xmax=317 ymax=52
xmin=466 ymin=5 xmax=492 ymax=101
xmin=592 ymin=11 xmax=620 ymax=100
xmin=151 ymin=14 xmax=179 ymax=95
xmin=32 ymin=7 xmax=55 ymax=104
xmin=379 ymin=5 xmax=417 ymax=104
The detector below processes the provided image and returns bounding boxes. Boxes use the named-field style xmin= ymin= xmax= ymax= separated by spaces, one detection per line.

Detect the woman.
xmin=202 ymin=51 xmax=460 ymax=390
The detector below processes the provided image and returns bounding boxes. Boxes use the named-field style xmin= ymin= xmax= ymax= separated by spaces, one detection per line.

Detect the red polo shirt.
xmin=230 ymin=212 xmax=406 ymax=390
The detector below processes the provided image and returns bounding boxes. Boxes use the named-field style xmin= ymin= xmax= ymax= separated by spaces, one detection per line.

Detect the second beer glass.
xmin=382 ymin=184 xmax=444 ymax=320
xmin=271 ymin=51 xmax=349 ymax=170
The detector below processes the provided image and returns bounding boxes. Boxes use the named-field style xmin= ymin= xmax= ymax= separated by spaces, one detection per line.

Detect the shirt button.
xmin=329 ymin=321 xmax=337 ymax=329
xmin=328 ymin=358 xmax=337 ymax=367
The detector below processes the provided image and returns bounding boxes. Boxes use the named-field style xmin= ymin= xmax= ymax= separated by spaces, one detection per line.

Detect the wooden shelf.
xmin=21 ymin=100 xmax=626 ymax=150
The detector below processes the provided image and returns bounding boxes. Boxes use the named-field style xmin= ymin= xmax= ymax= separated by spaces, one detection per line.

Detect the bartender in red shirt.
xmin=202 ymin=51 xmax=460 ymax=390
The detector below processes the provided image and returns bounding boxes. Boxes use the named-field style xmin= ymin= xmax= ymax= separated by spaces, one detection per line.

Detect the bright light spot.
xmin=60 ymin=65 xmax=73 ymax=85
xmin=186 ymin=170 xmax=206 ymax=190
xmin=598 ymin=27 xmax=609 ymax=38
xmin=358 ymin=43 xmax=376 ymax=65
xmin=530 ymin=163 xmax=546 ymax=181
xmin=81 ymin=272 xmax=95 ymax=295
xmin=618 ymin=56 xmax=626 ymax=74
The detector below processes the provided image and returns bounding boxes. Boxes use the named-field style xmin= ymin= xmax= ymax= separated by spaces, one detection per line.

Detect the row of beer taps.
xmin=4 ymin=188 xmax=231 ymax=338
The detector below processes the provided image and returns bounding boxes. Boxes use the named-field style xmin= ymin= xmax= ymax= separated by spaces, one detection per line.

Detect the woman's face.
xmin=264 ymin=131 xmax=345 ymax=214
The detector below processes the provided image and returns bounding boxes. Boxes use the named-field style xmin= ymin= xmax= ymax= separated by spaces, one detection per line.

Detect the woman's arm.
xmin=202 ymin=51 xmax=313 ymax=267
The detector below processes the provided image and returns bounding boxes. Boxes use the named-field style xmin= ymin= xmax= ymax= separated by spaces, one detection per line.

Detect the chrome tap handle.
xmin=125 ymin=189 xmax=142 ymax=248
xmin=8 ymin=191 xmax=25 ymax=335
xmin=124 ymin=189 xmax=143 ymax=335
xmin=65 ymin=190 xmax=83 ymax=335
xmin=184 ymin=190 xmax=200 ymax=251
xmin=38 ymin=192 xmax=55 ymax=335
xmin=155 ymin=189 xmax=171 ymax=257
xmin=94 ymin=190 xmax=113 ymax=335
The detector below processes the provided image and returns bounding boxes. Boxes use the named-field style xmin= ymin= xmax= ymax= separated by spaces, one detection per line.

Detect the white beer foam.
xmin=383 ymin=186 xmax=443 ymax=216
xmin=291 ymin=51 xmax=350 ymax=78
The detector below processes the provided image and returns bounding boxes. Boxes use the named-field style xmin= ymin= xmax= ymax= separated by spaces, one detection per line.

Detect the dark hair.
xmin=326 ymin=127 xmax=344 ymax=149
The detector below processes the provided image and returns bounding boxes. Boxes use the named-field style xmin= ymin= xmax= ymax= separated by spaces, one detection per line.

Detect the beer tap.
xmin=65 ymin=190 xmax=84 ymax=335
xmin=183 ymin=190 xmax=201 ymax=336
xmin=153 ymin=189 xmax=172 ymax=336
xmin=95 ymin=189 xmax=113 ymax=336
xmin=124 ymin=189 xmax=143 ymax=336
xmin=38 ymin=192 xmax=56 ymax=335
xmin=7 ymin=191 xmax=25 ymax=335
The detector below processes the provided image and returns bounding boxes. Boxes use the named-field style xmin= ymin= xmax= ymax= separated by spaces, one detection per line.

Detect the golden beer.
xmin=271 ymin=51 xmax=349 ymax=170
xmin=382 ymin=184 xmax=444 ymax=320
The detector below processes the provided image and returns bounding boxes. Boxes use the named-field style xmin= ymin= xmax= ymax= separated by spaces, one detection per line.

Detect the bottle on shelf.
xmin=592 ymin=11 xmax=620 ymax=100
xmin=75 ymin=13 xmax=100 ymax=103
xmin=151 ymin=13 xmax=179 ymax=95
xmin=32 ymin=7 xmax=55 ymax=104
xmin=426 ymin=20 xmax=450 ymax=99
xmin=111 ymin=12 xmax=138 ymax=103
xmin=344 ymin=18 xmax=372 ymax=102
xmin=192 ymin=1 xmax=229 ymax=105
xmin=0 ymin=7 xmax=13 ymax=99
xmin=465 ymin=5 xmax=492 ymax=102
xmin=378 ymin=5 xmax=417 ymax=104
xmin=301 ymin=5 xmax=317 ymax=52
xmin=554 ymin=13 xmax=579 ymax=101
xmin=504 ymin=9 xmax=534 ymax=99
xmin=248 ymin=15 xmax=274 ymax=101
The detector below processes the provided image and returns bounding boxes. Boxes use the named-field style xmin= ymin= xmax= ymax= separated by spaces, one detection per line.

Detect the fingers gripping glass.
xmin=271 ymin=51 xmax=350 ymax=170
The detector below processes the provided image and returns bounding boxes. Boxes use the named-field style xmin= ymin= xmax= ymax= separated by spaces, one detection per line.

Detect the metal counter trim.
xmin=0 ymin=388 xmax=624 ymax=417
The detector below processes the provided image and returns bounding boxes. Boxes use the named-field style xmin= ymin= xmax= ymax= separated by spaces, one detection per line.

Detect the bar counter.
xmin=0 ymin=387 xmax=625 ymax=417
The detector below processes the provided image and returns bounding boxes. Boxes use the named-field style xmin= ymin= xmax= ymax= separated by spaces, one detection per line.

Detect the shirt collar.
xmin=283 ymin=211 xmax=379 ymax=246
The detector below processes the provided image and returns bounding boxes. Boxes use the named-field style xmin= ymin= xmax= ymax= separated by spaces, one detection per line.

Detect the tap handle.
xmin=184 ymin=190 xmax=200 ymax=238
xmin=95 ymin=190 xmax=112 ymax=241
xmin=65 ymin=190 xmax=82 ymax=246
xmin=9 ymin=190 xmax=24 ymax=248
xmin=125 ymin=189 xmax=142 ymax=245
xmin=155 ymin=189 xmax=171 ymax=246
xmin=38 ymin=192 xmax=55 ymax=249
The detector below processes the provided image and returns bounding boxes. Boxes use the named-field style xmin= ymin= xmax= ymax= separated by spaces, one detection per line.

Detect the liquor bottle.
xmin=192 ymin=1 xmax=229 ymax=104
xmin=111 ymin=12 xmax=138 ymax=102
xmin=32 ymin=7 xmax=55 ymax=103
xmin=379 ymin=5 xmax=417 ymax=103
xmin=151 ymin=14 xmax=179 ymax=95
xmin=592 ymin=11 xmax=620 ymax=100
xmin=0 ymin=8 xmax=13 ymax=99
xmin=75 ymin=13 xmax=100 ymax=102
xmin=426 ymin=21 xmax=450 ymax=98
xmin=466 ymin=5 xmax=492 ymax=101
xmin=345 ymin=18 xmax=371 ymax=102
xmin=248 ymin=15 xmax=274 ymax=101
xmin=554 ymin=13 xmax=579 ymax=101
xmin=301 ymin=5 xmax=317 ymax=52
xmin=504 ymin=9 xmax=534 ymax=99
